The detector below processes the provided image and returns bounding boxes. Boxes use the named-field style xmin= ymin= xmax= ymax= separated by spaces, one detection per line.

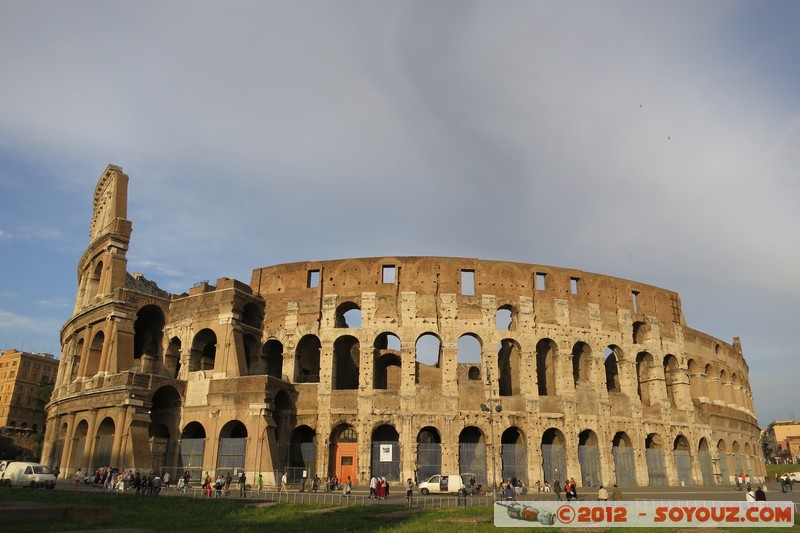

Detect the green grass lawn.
xmin=0 ymin=488 xmax=798 ymax=532
xmin=768 ymin=463 xmax=800 ymax=479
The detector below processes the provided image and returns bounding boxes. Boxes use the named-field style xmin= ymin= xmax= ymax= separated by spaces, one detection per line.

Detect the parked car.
xmin=417 ymin=473 xmax=471 ymax=495
xmin=0 ymin=461 xmax=56 ymax=488
xmin=785 ymin=472 xmax=800 ymax=482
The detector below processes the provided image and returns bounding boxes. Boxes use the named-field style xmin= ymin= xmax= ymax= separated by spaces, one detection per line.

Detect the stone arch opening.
xmin=416 ymin=427 xmax=442 ymax=481
xmin=459 ymin=426 xmax=487 ymax=484
xmin=371 ymin=424 xmax=400 ymax=481
xmin=541 ymin=428 xmax=566 ymax=484
xmin=674 ymin=434 xmax=693 ymax=486
xmin=632 ymin=321 xmax=649 ymax=344
xmin=501 ymin=426 xmax=527 ymax=484
xmin=272 ymin=390 xmax=295 ymax=474
xmin=498 ymin=339 xmax=521 ymax=396
xmin=536 ymin=339 xmax=557 ymax=396
xmin=294 ymin=335 xmax=321 ymax=383
xmin=612 ymin=432 xmax=637 ymax=486
xmin=217 ymin=420 xmax=247 ymax=473
xmin=329 ymin=424 xmax=358 ymax=484
xmin=94 ymin=417 xmax=115 ymax=470
xmin=457 ymin=334 xmax=482 ymax=382
xmin=150 ymin=385 xmax=182 ymax=473
xmin=87 ymin=261 xmax=103 ymax=301
xmin=578 ymin=429 xmax=601 ymax=487
xmin=178 ymin=421 xmax=206 ymax=481
xmin=645 ymin=433 xmax=667 ymax=485
xmin=133 ymin=304 xmax=165 ymax=373
xmin=698 ymin=437 xmax=714 ymax=484
xmin=332 ymin=335 xmax=360 ymax=390
xmin=190 ymin=329 xmax=217 ymax=372
xmin=718 ymin=439 xmax=730 ymax=484
xmin=70 ymin=419 xmax=89 ymax=473
xmin=288 ymin=425 xmax=316 ymax=482
xmin=335 ymin=302 xmax=361 ymax=328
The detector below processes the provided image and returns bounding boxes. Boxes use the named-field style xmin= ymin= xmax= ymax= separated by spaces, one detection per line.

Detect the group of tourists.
xmin=72 ymin=467 xmax=165 ymax=495
xmin=369 ymin=475 xmax=390 ymax=499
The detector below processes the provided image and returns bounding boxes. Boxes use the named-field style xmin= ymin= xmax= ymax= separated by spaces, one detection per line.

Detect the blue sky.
xmin=1 ymin=1 xmax=798 ymax=426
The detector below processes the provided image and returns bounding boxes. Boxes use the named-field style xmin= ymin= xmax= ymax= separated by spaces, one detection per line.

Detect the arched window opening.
xmin=263 ymin=339 xmax=284 ymax=379
xmin=87 ymin=261 xmax=103 ymax=301
xmin=536 ymin=339 xmax=557 ymax=396
xmin=165 ymin=337 xmax=181 ymax=379
xmin=94 ymin=417 xmax=115 ymax=469
xmin=457 ymin=334 xmax=482 ymax=382
xmin=604 ymin=346 xmax=621 ymax=393
xmin=190 ymin=329 xmax=217 ymax=372
xmin=241 ymin=302 xmax=262 ymax=329
xmin=572 ymin=342 xmax=592 ymax=388
xmin=495 ymin=306 xmax=514 ymax=331
xmin=287 ymin=426 xmax=317 ymax=483
xmin=335 ymin=302 xmax=362 ymax=328
xmin=415 ymin=333 xmax=441 ymax=385
xmin=243 ymin=333 xmax=260 ymax=375
xmin=698 ymin=438 xmax=714 ymax=484
xmin=374 ymin=332 xmax=402 ymax=390
xmin=294 ymin=335 xmax=321 ymax=383
xmin=70 ymin=339 xmax=84 ymax=381
xmin=632 ymin=321 xmax=649 ymax=344
xmin=636 ymin=352 xmax=654 ymax=406
xmin=84 ymin=331 xmax=104 ymax=377
xmin=663 ymin=355 xmax=679 ymax=408
xmin=133 ymin=305 xmax=166 ymax=373
xmin=497 ymin=339 xmax=521 ymax=396
xmin=332 ymin=335 xmax=360 ymax=390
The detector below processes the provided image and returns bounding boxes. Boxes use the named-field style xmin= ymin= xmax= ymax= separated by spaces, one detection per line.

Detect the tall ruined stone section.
xmin=43 ymin=165 xmax=763 ymax=489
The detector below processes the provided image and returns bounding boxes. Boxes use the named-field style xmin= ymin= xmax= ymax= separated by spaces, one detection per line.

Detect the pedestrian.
xmin=755 ymin=486 xmax=767 ymax=501
xmin=406 ymin=478 xmax=413 ymax=505
xmin=745 ymin=487 xmax=756 ymax=502
xmin=163 ymin=471 xmax=171 ymax=488
xmin=280 ymin=471 xmax=288 ymax=493
xmin=257 ymin=474 xmax=263 ymax=493
xmin=238 ymin=471 xmax=246 ymax=497
xmin=553 ymin=480 xmax=562 ymax=501
xmin=597 ymin=485 xmax=608 ymax=501
xmin=343 ymin=476 xmax=352 ymax=502
xmin=312 ymin=475 xmax=320 ymax=493
xmin=369 ymin=474 xmax=377 ymax=499
xmin=611 ymin=484 xmax=623 ymax=501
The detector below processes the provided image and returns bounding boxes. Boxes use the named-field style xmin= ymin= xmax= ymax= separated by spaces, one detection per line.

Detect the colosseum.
xmin=42 ymin=164 xmax=763 ymax=489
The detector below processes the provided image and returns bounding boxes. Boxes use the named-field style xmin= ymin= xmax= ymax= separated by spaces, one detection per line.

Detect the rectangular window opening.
xmin=382 ymin=265 xmax=396 ymax=284
xmin=536 ymin=273 xmax=547 ymax=291
xmin=570 ymin=277 xmax=579 ymax=295
xmin=307 ymin=269 xmax=320 ymax=288
xmin=632 ymin=290 xmax=639 ymax=314
xmin=461 ymin=269 xmax=475 ymax=296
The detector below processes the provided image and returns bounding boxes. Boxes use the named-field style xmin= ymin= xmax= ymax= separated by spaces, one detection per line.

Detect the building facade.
xmin=42 ymin=165 xmax=764 ymax=487
xmin=1 ymin=349 xmax=58 ymax=434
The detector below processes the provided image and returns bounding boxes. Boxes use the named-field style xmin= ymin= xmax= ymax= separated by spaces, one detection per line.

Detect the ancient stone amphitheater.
xmin=43 ymin=165 xmax=763 ymax=488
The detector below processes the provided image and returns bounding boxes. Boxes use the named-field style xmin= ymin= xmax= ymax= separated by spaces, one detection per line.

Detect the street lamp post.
xmin=481 ymin=364 xmax=502 ymax=499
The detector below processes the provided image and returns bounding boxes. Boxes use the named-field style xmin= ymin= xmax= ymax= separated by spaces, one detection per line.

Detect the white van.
xmin=417 ymin=474 xmax=468 ymax=495
xmin=0 ymin=461 xmax=56 ymax=489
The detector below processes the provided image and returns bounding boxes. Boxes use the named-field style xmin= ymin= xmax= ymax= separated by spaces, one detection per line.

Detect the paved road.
xmin=53 ymin=480 xmax=799 ymax=507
